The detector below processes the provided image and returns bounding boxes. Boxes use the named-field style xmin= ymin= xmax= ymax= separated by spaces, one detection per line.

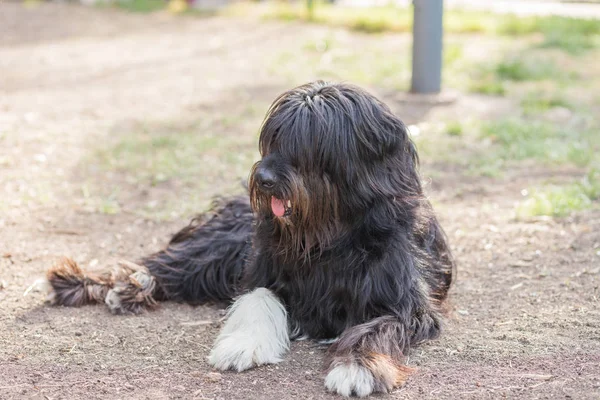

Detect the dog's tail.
xmin=46 ymin=257 xmax=114 ymax=307
xmin=46 ymin=257 xmax=157 ymax=312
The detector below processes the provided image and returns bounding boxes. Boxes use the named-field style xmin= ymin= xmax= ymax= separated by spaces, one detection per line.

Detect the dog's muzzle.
xmin=255 ymin=166 xmax=292 ymax=218
xmin=271 ymin=197 xmax=292 ymax=218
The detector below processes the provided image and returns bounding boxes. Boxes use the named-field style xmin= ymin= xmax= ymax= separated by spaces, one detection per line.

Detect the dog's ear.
xmin=362 ymin=112 xmax=419 ymax=172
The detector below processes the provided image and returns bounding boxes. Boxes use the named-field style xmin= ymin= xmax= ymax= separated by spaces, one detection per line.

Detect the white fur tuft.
xmin=318 ymin=337 xmax=339 ymax=345
xmin=325 ymin=362 xmax=375 ymax=397
xmin=208 ymin=288 xmax=289 ymax=372
xmin=104 ymin=288 xmax=121 ymax=312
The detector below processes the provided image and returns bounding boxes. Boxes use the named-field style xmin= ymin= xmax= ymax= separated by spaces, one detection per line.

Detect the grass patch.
xmin=494 ymin=58 xmax=565 ymax=81
xmin=468 ymin=76 xmax=506 ymax=96
xmin=444 ymin=43 xmax=464 ymax=67
xmin=98 ymin=196 xmax=121 ymax=215
xmin=87 ymin=115 xmax=263 ymax=219
xmin=110 ymin=0 xmax=600 ymax=56
xmin=517 ymin=185 xmax=592 ymax=217
xmin=262 ymin=3 xmax=413 ymax=33
xmin=94 ymin=121 xmax=257 ymax=185
xmin=420 ymin=117 xmax=599 ymax=178
xmin=498 ymin=16 xmax=600 ymax=54
xmin=256 ymin=3 xmax=519 ymax=34
xmin=114 ymin=0 xmax=166 ymax=13
xmin=241 ymin=2 xmax=600 ymax=48
xmin=468 ymin=56 xmax=576 ymax=96
xmin=540 ymin=32 xmax=599 ymax=55
xmin=480 ymin=118 xmax=599 ymax=167
xmin=517 ymin=168 xmax=600 ymax=217
xmin=520 ymin=91 xmax=572 ymax=115
xmin=445 ymin=121 xmax=464 ymax=137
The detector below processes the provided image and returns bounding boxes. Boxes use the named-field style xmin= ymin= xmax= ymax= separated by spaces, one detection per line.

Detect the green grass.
xmin=498 ymin=16 xmax=600 ymax=54
xmin=517 ymin=185 xmax=592 ymax=217
xmin=517 ymin=168 xmax=600 ymax=217
xmin=480 ymin=118 xmax=599 ymax=167
xmin=495 ymin=58 xmax=566 ymax=81
xmin=86 ymin=114 xmax=262 ymax=218
xmin=444 ymin=43 xmax=464 ymax=67
xmin=468 ymin=76 xmax=506 ymax=96
xmin=114 ymin=0 xmax=166 ymax=13
xmin=445 ymin=121 xmax=464 ymax=137
xmin=467 ymin=55 xmax=577 ymax=96
xmin=106 ymin=0 xmax=600 ymax=56
xmin=257 ymin=3 xmax=505 ymax=34
xmin=98 ymin=196 xmax=121 ymax=215
xmin=520 ymin=91 xmax=572 ymax=115
xmin=94 ymin=121 xmax=257 ymax=185
xmin=243 ymin=2 xmax=600 ymax=52
xmin=256 ymin=3 xmax=529 ymax=34
xmin=415 ymin=116 xmax=599 ymax=178
xmin=540 ymin=32 xmax=599 ymax=55
xmin=581 ymin=167 xmax=600 ymax=200
xmin=78 ymin=1 xmax=600 ymax=219
xmin=274 ymin=22 xmax=579 ymax=97
xmin=261 ymin=3 xmax=413 ymax=33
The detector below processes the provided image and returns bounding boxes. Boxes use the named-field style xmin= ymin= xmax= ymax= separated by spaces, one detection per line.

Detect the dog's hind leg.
xmin=103 ymin=260 xmax=160 ymax=315
xmin=105 ymin=196 xmax=254 ymax=314
xmin=323 ymin=313 xmax=441 ymax=397
xmin=416 ymin=211 xmax=455 ymax=304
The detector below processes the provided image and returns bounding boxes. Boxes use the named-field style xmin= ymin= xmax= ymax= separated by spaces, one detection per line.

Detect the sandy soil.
xmin=1 ymin=3 xmax=599 ymax=399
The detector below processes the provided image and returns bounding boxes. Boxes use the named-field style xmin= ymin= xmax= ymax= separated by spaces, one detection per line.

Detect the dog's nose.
xmin=255 ymin=168 xmax=277 ymax=189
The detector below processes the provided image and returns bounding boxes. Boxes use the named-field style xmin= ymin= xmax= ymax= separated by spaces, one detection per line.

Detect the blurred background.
xmin=2 ymin=0 xmax=599 ymax=218
xmin=1 ymin=1 xmax=599 ymax=399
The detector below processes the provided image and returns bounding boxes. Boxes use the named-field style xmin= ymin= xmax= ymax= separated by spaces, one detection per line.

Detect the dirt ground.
xmin=1 ymin=3 xmax=599 ymax=399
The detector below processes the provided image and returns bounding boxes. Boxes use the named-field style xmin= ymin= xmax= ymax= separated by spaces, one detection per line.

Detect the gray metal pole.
xmin=410 ymin=0 xmax=444 ymax=94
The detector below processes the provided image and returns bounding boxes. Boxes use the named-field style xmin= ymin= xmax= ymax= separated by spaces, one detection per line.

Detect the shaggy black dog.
xmin=47 ymin=81 xmax=454 ymax=397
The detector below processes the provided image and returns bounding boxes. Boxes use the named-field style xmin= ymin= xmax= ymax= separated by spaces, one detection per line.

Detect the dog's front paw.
xmin=208 ymin=331 xmax=284 ymax=372
xmin=208 ymin=288 xmax=289 ymax=372
xmin=325 ymin=362 xmax=375 ymax=397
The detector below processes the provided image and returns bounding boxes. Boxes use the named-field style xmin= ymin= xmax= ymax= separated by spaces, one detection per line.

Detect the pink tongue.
xmin=271 ymin=197 xmax=286 ymax=217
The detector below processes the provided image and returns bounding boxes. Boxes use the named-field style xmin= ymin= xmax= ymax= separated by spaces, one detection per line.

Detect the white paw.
xmin=208 ymin=330 xmax=283 ymax=372
xmin=325 ymin=362 xmax=374 ymax=397
xmin=208 ymin=288 xmax=289 ymax=372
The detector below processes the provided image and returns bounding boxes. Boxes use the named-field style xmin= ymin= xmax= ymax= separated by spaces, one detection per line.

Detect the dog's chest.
xmin=276 ymin=265 xmax=365 ymax=340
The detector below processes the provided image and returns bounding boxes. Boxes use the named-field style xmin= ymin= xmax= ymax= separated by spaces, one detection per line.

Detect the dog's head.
xmin=249 ymin=81 xmax=421 ymax=255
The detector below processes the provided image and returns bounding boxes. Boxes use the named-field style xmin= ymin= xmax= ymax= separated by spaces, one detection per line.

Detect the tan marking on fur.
xmin=363 ymin=352 xmax=415 ymax=390
xmin=105 ymin=266 xmax=159 ymax=314
xmin=46 ymin=257 xmax=113 ymax=306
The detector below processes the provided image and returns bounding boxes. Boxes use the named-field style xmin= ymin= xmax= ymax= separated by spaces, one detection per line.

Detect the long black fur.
xmin=142 ymin=196 xmax=253 ymax=304
xmin=47 ymin=81 xmax=454 ymax=395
